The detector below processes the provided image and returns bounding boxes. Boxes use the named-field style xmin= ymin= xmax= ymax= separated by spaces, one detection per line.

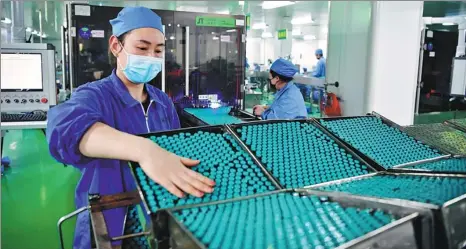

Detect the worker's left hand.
xmin=253 ymin=105 xmax=266 ymax=116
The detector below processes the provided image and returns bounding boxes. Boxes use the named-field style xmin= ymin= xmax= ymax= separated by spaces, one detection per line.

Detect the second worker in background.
xmin=253 ymin=58 xmax=307 ymax=120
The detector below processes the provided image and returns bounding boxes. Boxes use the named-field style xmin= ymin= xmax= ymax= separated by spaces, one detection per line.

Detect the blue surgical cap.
xmin=110 ymin=7 xmax=164 ymax=37
xmin=270 ymin=58 xmax=298 ymax=78
xmin=315 ymin=49 xmax=323 ymax=55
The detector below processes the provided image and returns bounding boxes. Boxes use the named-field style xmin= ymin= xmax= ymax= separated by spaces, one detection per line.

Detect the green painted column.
xmin=2 ymin=129 xmax=81 ymax=249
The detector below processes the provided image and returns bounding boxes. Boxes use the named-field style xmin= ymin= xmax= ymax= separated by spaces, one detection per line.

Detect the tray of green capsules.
xmin=160 ymin=189 xmax=433 ymax=249
xmin=309 ymin=171 xmax=466 ymax=249
xmin=228 ymin=119 xmax=383 ymax=189
xmin=315 ymin=114 xmax=449 ymax=170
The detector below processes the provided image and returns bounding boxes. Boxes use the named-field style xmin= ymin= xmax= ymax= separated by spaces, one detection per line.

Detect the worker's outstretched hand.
xmin=138 ymin=146 xmax=215 ymax=198
xmin=253 ymin=105 xmax=266 ymax=116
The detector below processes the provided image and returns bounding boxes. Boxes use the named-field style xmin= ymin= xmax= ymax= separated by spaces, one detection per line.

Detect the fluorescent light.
xmin=226 ymin=29 xmax=237 ymax=33
xmin=239 ymin=1 xmax=245 ymax=6
xmin=262 ymin=1 xmax=295 ymax=10
xmin=32 ymin=30 xmax=38 ymax=35
xmin=291 ymin=15 xmax=314 ymax=25
xmin=169 ymin=36 xmax=175 ymax=40
xmin=443 ymin=22 xmax=456 ymax=26
xmin=261 ymin=32 xmax=273 ymax=38
xmin=292 ymin=29 xmax=301 ymax=36
xmin=216 ymin=10 xmax=230 ymax=15
xmin=213 ymin=36 xmax=219 ymax=40
xmin=252 ymin=22 xmax=267 ymax=30
xmin=303 ymin=35 xmax=316 ymax=40
xmin=1 ymin=17 xmax=12 ymax=24
xmin=26 ymin=27 xmax=32 ymax=32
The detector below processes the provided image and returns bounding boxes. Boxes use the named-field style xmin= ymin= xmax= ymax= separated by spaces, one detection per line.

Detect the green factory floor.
xmin=1 ymin=129 xmax=80 ymax=249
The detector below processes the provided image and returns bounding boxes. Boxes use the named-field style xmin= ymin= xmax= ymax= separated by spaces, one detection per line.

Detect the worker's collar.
xmin=110 ymin=70 xmax=166 ymax=108
xmin=277 ymin=81 xmax=293 ymax=92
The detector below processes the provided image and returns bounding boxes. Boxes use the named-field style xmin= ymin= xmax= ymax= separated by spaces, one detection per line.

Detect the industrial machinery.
xmin=416 ymin=17 xmax=466 ymax=114
xmin=65 ymin=3 xmax=254 ymax=127
xmin=1 ymin=43 xmax=56 ymax=127
xmin=58 ymin=114 xmax=466 ymax=249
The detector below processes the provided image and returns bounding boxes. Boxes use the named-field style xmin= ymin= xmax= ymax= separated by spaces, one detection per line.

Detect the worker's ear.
xmin=109 ymin=35 xmax=123 ymax=57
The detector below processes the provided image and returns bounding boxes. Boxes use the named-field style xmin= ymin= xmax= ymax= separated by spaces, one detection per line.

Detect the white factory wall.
xmin=326 ymin=1 xmax=373 ymax=116
xmin=246 ymin=36 xmax=328 ymax=71
xmin=366 ymin=1 xmax=424 ymax=126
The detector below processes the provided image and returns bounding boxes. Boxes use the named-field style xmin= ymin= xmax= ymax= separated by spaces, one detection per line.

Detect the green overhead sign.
xmin=195 ymin=16 xmax=236 ymax=28
xmin=246 ymin=14 xmax=251 ymax=30
xmin=277 ymin=29 xmax=287 ymax=40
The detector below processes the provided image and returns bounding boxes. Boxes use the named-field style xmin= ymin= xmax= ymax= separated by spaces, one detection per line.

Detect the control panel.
xmin=1 ymin=43 xmax=56 ymax=113
xmin=1 ymin=93 xmax=50 ymax=109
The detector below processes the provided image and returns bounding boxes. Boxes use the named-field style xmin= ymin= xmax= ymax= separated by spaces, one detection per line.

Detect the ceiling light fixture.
xmin=226 ymin=29 xmax=237 ymax=33
xmin=443 ymin=22 xmax=456 ymax=26
xmin=261 ymin=32 xmax=273 ymax=38
xmin=170 ymin=36 xmax=175 ymax=40
xmin=1 ymin=17 xmax=12 ymax=24
xmin=213 ymin=36 xmax=219 ymax=40
xmin=262 ymin=1 xmax=295 ymax=10
xmin=303 ymin=34 xmax=316 ymax=40
xmin=252 ymin=22 xmax=267 ymax=30
xmin=239 ymin=1 xmax=245 ymax=6
xmin=292 ymin=29 xmax=301 ymax=36
xmin=291 ymin=15 xmax=314 ymax=25
xmin=216 ymin=10 xmax=230 ymax=15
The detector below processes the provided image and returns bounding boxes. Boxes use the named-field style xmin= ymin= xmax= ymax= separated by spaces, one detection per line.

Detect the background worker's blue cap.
xmin=315 ymin=49 xmax=323 ymax=55
xmin=110 ymin=7 xmax=164 ymax=37
xmin=270 ymin=58 xmax=298 ymax=78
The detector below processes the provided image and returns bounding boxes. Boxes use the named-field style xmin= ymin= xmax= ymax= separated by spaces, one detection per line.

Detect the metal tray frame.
xmin=306 ymin=171 xmax=466 ymax=249
xmin=445 ymin=119 xmax=466 ymax=133
xmin=128 ymin=124 xmax=284 ymax=244
xmin=160 ymin=189 xmax=432 ymax=249
xmin=227 ymin=119 xmax=385 ymax=177
xmin=388 ymin=155 xmax=466 ymax=175
xmin=314 ymin=113 xmax=452 ymax=170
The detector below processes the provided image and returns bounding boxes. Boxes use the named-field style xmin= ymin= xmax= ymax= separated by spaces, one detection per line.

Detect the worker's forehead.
xmin=126 ymin=28 xmax=165 ymax=46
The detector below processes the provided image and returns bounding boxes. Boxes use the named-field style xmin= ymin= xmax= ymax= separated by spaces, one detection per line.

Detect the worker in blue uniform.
xmin=311 ymin=49 xmax=326 ymax=110
xmin=253 ymin=58 xmax=307 ymax=119
xmin=312 ymin=48 xmax=326 ymax=78
xmin=46 ymin=7 xmax=215 ymax=249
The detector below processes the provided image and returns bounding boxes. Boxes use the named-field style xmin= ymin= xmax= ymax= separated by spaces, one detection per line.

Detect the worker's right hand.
xmin=138 ymin=144 xmax=215 ymax=198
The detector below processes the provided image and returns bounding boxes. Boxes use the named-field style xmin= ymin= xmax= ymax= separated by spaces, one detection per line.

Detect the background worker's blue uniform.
xmin=46 ymin=70 xmax=180 ymax=248
xmin=262 ymin=58 xmax=307 ymax=120
xmin=262 ymin=82 xmax=307 ymax=119
xmin=312 ymin=56 xmax=326 ymax=78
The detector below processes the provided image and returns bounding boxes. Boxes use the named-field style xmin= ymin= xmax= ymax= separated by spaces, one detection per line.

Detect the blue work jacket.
xmin=46 ymin=70 xmax=180 ymax=249
xmin=312 ymin=57 xmax=326 ymax=78
xmin=262 ymin=82 xmax=307 ymax=120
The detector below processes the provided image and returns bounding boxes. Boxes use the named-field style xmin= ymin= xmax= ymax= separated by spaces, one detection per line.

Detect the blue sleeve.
xmin=168 ymin=101 xmax=181 ymax=129
xmin=312 ymin=60 xmax=326 ymax=78
xmin=46 ymin=85 xmax=105 ymax=165
xmin=261 ymin=97 xmax=296 ymax=120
